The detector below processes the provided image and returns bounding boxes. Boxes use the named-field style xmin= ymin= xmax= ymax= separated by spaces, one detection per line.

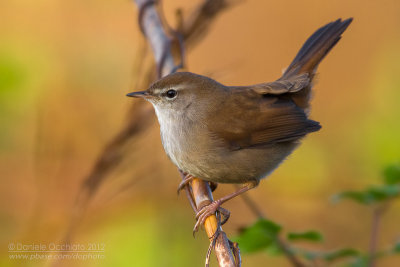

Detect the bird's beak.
xmin=126 ymin=91 xmax=150 ymax=99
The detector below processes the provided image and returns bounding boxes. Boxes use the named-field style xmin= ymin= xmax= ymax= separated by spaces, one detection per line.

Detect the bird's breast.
xmin=154 ymin=106 xmax=193 ymax=167
xmin=154 ymin=105 xmax=220 ymax=177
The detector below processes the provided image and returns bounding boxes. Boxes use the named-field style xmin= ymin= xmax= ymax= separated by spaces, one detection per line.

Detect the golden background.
xmin=1 ymin=0 xmax=399 ymax=266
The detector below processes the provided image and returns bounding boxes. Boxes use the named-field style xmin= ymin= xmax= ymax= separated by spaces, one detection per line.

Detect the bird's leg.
xmin=178 ymin=170 xmax=197 ymax=212
xmin=177 ymin=173 xmax=195 ymax=194
xmin=177 ymin=175 xmax=218 ymax=194
xmin=193 ymin=180 xmax=259 ymax=233
xmin=208 ymin=181 xmax=218 ymax=192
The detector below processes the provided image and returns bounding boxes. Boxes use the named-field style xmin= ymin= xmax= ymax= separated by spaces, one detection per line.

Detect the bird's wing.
xmin=250 ymin=73 xmax=310 ymax=95
xmin=207 ymin=75 xmax=320 ymax=150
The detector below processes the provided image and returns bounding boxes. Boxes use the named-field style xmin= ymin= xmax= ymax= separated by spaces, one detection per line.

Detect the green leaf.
xmin=287 ymin=231 xmax=323 ymax=242
xmin=383 ymin=163 xmax=400 ymax=185
xmin=333 ymin=191 xmax=372 ymax=204
xmin=333 ymin=185 xmax=400 ymax=205
xmin=265 ymin=242 xmax=283 ymax=256
xmin=323 ymin=248 xmax=360 ymax=262
xmin=393 ymin=242 xmax=400 ymax=253
xmin=367 ymin=185 xmax=400 ymax=200
xmin=234 ymin=218 xmax=281 ymax=253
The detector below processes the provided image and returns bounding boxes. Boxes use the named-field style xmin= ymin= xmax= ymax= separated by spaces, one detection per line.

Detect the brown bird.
xmin=127 ymin=18 xmax=352 ymax=232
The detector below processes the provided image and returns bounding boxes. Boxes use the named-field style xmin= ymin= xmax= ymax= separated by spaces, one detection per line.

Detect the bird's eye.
xmin=165 ymin=89 xmax=177 ymax=99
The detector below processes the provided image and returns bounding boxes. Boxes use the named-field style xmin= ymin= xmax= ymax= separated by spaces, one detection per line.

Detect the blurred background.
xmin=1 ymin=0 xmax=399 ymax=266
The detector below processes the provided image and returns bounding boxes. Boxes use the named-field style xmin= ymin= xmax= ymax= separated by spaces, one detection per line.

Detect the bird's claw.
xmin=192 ymin=200 xmax=230 ymax=236
xmin=218 ymin=207 xmax=230 ymax=226
xmin=177 ymin=174 xmax=194 ymax=194
xmin=177 ymin=176 xmax=218 ymax=195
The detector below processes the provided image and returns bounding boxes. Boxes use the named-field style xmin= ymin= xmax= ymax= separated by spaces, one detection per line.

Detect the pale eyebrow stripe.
xmin=153 ymin=84 xmax=188 ymax=94
xmin=172 ymin=84 xmax=188 ymax=91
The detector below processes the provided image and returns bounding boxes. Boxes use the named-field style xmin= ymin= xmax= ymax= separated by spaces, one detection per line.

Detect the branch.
xmin=137 ymin=0 xmax=176 ymax=77
xmin=368 ymin=203 xmax=390 ymax=267
xmin=178 ymin=0 xmax=234 ymax=48
xmin=191 ymin=179 xmax=237 ymax=266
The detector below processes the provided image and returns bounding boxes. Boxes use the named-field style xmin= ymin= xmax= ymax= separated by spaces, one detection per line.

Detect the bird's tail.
xmin=281 ymin=18 xmax=352 ymax=109
xmin=283 ymin=18 xmax=352 ymax=78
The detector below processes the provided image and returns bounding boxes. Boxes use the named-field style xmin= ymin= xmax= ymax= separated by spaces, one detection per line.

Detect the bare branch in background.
xmin=179 ymin=0 xmax=235 ymax=49
xmin=368 ymin=203 xmax=390 ymax=267
xmin=137 ymin=0 xmax=176 ymax=77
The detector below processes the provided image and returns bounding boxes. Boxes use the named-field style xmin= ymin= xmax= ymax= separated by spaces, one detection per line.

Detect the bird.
xmin=127 ymin=18 xmax=353 ymax=232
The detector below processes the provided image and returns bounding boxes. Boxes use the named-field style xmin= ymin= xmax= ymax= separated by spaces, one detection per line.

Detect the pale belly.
xmin=186 ymin=143 xmax=297 ymax=184
xmin=161 ymin=125 xmax=298 ymax=184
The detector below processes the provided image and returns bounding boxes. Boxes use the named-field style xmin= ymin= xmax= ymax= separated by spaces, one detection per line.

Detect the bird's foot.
xmin=177 ymin=175 xmax=218 ymax=194
xmin=193 ymin=200 xmax=230 ymax=235
xmin=177 ymin=174 xmax=194 ymax=194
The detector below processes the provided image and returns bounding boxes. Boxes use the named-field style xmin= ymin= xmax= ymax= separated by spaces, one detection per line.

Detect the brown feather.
xmin=207 ymin=88 xmax=321 ymax=150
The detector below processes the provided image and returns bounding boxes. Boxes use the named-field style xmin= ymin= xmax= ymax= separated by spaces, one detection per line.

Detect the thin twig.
xmin=181 ymin=0 xmax=235 ymax=48
xmin=275 ymin=238 xmax=306 ymax=267
xmin=368 ymin=203 xmax=389 ymax=267
xmin=236 ymin=185 xmax=264 ymax=218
